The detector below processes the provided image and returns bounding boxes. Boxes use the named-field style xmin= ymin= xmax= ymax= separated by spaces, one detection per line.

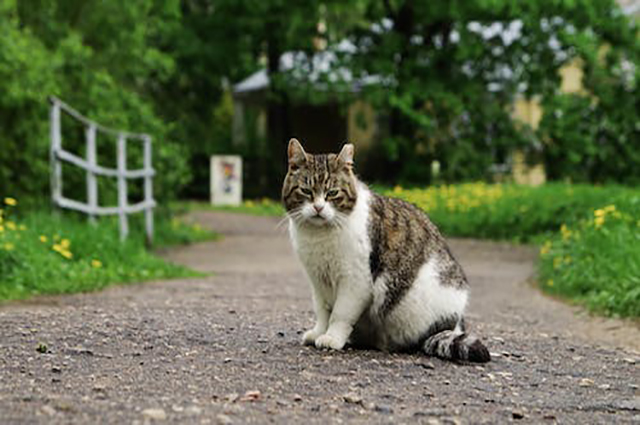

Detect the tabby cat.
xmin=282 ymin=138 xmax=490 ymax=363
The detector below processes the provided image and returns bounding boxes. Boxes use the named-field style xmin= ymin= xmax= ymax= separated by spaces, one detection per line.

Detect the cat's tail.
xmin=423 ymin=328 xmax=491 ymax=363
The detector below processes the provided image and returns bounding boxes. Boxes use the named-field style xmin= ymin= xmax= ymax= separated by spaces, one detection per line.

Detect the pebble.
xmin=343 ymin=393 xmax=362 ymax=404
xmin=293 ymin=394 xmax=303 ymax=402
xmin=142 ymin=408 xmax=167 ymax=421
xmin=240 ymin=390 xmax=261 ymax=402
xmin=512 ymin=409 xmax=525 ymax=419
xmin=579 ymin=378 xmax=595 ymax=387
xmin=41 ymin=405 xmax=56 ymax=416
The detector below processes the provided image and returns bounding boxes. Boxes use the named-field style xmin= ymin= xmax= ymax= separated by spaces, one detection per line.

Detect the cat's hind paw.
xmin=302 ymin=329 xmax=323 ymax=346
xmin=315 ymin=334 xmax=346 ymax=350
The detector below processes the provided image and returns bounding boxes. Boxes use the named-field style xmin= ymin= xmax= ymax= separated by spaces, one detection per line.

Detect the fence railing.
xmin=49 ymin=96 xmax=155 ymax=245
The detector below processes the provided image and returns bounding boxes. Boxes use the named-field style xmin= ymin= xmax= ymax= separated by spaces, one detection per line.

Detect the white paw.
xmin=315 ymin=334 xmax=346 ymax=350
xmin=302 ymin=329 xmax=323 ymax=346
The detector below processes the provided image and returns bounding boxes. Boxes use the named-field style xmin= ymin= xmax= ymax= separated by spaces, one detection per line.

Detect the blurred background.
xmin=0 ymin=0 xmax=638 ymax=316
xmin=1 ymin=0 xmax=638 ymax=201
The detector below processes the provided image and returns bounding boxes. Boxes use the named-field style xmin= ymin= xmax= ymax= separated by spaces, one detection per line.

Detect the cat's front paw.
xmin=302 ymin=329 xmax=323 ymax=346
xmin=315 ymin=334 xmax=346 ymax=350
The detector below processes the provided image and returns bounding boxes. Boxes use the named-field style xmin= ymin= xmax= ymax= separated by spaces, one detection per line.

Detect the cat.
xmin=282 ymin=138 xmax=490 ymax=363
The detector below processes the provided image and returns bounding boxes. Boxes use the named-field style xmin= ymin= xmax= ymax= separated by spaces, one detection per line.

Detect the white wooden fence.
xmin=49 ymin=96 xmax=155 ymax=245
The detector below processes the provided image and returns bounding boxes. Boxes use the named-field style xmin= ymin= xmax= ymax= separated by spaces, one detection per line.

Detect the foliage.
xmin=386 ymin=183 xmax=638 ymax=242
xmin=0 ymin=197 xmax=216 ymax=301
xmin=321 ymin=0 xmax=639 ymax=185
xmin=0 ymin=0 xmax=190 ymax=204
xmin=539 ymin=202 xmax=640 ymax=318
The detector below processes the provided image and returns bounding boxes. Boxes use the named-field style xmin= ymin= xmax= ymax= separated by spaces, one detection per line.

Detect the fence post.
xmin=50 ymin=100 xmax=62 ymax=206
xmin=143 ymin=135 xmax=154 ymax=247
xmin=86 ymin=124 xmax=98 ymax=224
xmin=117 ymin=134 xmax=129 ymax=241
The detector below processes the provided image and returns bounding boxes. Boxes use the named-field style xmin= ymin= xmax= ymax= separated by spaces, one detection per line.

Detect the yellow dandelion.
xmin=52 ymin=243 xmax=63 ymax=253
xmin=603 ymin=205 xmax=616 ymax=212
xmin=91 ymin=259 xmax=102 ymax=268
xmin=6 ymin=221 xmax=16 ymax=231
xmin=60 ymin=239 xmax=71 ymax=249
xmin=3 ymin=242 xmax=15 ymax=251
xmin=393 ymin=185 xmax=403 ymax=194
xmin=553 ymin=257 xmax=563 ymax=269
xmin=4 ymin=197 xmax=17 ymax=206
xmin=540 ymin=241 xmax=552 ymax=256
xmin=594 ymin=216 xmax=605 ymax=228
xmin=60 ymin=250 xmax=73 ymax=259
xmin=0 ymin=225 xmax=4 ymax=233
xmin=547 ymin=279 xmax=554 ymax=287
xmin=594 ymin=209 xmax=605 ymax=218
xmin=39 ymin=235 xmax=48 ymax=243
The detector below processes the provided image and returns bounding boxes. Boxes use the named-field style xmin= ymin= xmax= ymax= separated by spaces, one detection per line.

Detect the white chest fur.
xmin=289 ymin=186 xmax=372 ymax=306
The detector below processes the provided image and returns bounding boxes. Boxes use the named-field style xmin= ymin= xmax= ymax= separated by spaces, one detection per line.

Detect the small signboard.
xmin=210 ymin=155 xmax=242 ymax=206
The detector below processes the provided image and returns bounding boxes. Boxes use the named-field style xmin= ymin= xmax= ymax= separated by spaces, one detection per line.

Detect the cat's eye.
xmin=326 ymin=189 xmax=340 ymax=198
xmin=300 ymin=188 xmax=313 ymax=196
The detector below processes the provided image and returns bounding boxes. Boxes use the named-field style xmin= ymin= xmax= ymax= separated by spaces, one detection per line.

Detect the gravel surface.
xmin=1 ymin=211 xmax=639 ymax=424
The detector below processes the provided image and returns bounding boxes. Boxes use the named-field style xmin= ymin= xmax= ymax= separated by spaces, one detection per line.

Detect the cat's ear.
xmin=336 ymin=143 xmax=354 ymax=167
xmin=287 ymin=138 xmax=307 ymax=168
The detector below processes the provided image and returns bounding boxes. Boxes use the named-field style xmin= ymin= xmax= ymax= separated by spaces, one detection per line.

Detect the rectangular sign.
xmin=210 ymin=155 xmax=242 ymax=206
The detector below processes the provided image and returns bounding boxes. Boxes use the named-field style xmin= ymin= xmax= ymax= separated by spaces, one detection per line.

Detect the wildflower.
xmin=393 ymin=185 xmax=403 ymax=194
xmin=560 ymin=224 xmax=572 ymax=240
xmin=6 ymin=221 xmax=16 ymax=231
xmin=547 ymin=279 xmax=554 ymax=287
xmin=4 ymin=197 xmax=17 ymax=206
xmin=39 ymin=235 xmax=48 ymax=243
xmin=540 ymin=241 xmax=552 ymax=256
xmin=91 ymin=259 xmax=102 ymax=268
xmin=60 ymin=250 xmax=73 ymax=259
xmin=18 ymin=224 xmax=26 ymax=231
xmin=60 ymin=239 xmax=71 ymax=249
xmin=3 ymin=242 xmax=14 ymax=251
xmin=603 ymin=205 xmax=616 ymax=212
xmin=0 ymin=225 xmax=4 ymax=232
xmin=594 ymin=216 xmax=605 ymax=228
xmin=553 ymin=257 xmax=563 ymax=269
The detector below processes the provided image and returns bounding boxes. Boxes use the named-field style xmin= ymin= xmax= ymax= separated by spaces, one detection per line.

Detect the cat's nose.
xmin=314 ymin=204 xmax=324 ymax=213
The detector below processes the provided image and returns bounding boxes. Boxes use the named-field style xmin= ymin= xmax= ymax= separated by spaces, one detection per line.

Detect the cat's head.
xmin=282 ymin=138 xmax=358 ymax=227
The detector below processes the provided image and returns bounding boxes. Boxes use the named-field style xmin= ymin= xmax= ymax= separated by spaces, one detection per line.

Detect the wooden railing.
xmin=49 ymin=97 xmax=155 ymax=245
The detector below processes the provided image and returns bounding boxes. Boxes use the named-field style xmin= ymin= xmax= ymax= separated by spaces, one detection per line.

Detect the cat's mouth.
xmin=308 ymin=214 xmax=329 ymax=225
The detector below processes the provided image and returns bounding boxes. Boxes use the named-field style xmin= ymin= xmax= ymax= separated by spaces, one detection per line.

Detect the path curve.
xmin=1 ymin=211 xmax=638 ymax=424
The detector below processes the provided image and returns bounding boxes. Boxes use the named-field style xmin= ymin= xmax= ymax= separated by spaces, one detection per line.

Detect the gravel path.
xmin=1 ymin=211 xmax=639 ymax=424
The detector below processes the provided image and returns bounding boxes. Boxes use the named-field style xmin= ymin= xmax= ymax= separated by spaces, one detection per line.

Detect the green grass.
xmin=174 ymin=199 xmax=285 ymax=217
xmin=190 ymin=183 xmax=639 ymax=318
xmin=0 ymin=199 xmax=218 ymax=301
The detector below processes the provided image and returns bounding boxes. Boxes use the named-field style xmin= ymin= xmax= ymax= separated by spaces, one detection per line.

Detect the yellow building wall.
xmin=510 ymin=57 xmax=587 ymax=185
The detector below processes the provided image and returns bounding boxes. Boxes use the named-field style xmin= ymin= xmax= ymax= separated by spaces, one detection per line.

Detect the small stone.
xmin=277 ymin=331 xmax=285 ymax=337
xmin=51 ymin=366 xmax=62 ymax=373
xmin=623 ymin=358 xmax=637 ymax=365
xmin=240 ymin=390 xmax=261 ymax=402
xmin=374 ymin=405 xmax=393 ymax=414
xmin=216 ymin=414 xmax=233 ymax=425
xmin=293 ymin=394 xmax=303 ymax=402
xmin=142 ymin=408 xmax=166 ymax=421
xmin=343 ymin=393 xmax=363 ymax=404
xmin=579 ymin=378 xmax=595 ymax=387
xmin=543 ymin=414 xmax=556 ymax=420
xmin=598 ymin=384 xmax=611 ymax=390
xmin=512 ymin=409 xmax=525 ymax=419
xmin=417 ymin=361 xmax=435 ymax=370
xmin=41 ymin=405 xmax=56 ymax=416
xmin=223 ymin=358 xmax=232 ymax=364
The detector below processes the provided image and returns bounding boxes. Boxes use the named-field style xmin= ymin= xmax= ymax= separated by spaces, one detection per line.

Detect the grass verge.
xmin=0 ymin=198 xmax=218 ymax=301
